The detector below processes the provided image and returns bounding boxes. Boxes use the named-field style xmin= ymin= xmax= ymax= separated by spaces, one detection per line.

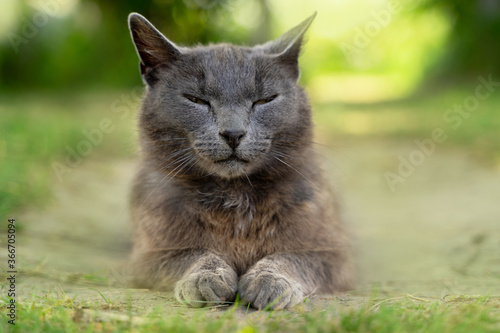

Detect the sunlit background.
xmin=1 ymin=0 xmax=500 ymax=297
xmin=1 ymin=0 xmax=470 ymax=96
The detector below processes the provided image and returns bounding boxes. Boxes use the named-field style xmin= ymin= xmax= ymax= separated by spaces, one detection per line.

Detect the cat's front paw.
xmin=238 ymin=270 xmax=305 ymax=310
xmin=175 ymin=267 xmax=237 ymax=307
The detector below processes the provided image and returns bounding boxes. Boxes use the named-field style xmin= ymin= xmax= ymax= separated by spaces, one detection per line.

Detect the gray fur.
xmin=127 ymin=12 xmax=353 ymax=310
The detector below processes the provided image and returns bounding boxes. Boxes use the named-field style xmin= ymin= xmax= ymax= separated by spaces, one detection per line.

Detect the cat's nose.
xmin=220 ymin=129 xmax=246 ymax=149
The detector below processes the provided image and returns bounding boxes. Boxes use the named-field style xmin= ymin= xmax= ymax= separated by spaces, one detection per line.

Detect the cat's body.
xmin=128 ymin=13 xmax=353 ymax=309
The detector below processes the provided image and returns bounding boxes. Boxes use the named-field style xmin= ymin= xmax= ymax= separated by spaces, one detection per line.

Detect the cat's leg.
xmin=174 ymin=251 xmax=238 ymax=307
xmin=132 ymin=249 xmax=238 ymax=307
xmin=239 ymin=251 xmax=352 ymax=310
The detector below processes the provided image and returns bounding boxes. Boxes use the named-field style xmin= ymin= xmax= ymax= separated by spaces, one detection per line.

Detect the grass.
xmin=313 ymin=83 xmax=500 ymax=164
xmin=0 ymin=92 xmax=137 ymax=221
xmin=0 ymin=100 xmax=75 ymax=218
xmin=1 ymin=293 xmax=499 ymax=332
xmin=1 ymin=85 xmax=500 ymax=332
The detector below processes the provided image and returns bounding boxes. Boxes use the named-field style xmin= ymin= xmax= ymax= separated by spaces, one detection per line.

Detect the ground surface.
xmin=17 ymin=137 xmax=500 ymax=292
xmin=5 ymin=136 xmax=500 ymax=330
xmin=1 ymin=91 xmax=500 ymax=331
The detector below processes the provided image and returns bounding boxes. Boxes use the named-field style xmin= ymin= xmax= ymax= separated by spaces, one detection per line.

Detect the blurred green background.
xmin=2 ymin=3 xmax=500 ymax=329
xmin=1 ymin=0 xmax=500 ymax=218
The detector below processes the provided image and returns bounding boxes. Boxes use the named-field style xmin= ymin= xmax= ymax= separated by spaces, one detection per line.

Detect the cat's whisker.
xmin=270 ymin=155 xmax=319 ymax=191
xmin=309 ymin=142 xmax=354 ymax=164
xmin=270 ymin=143 xmax=342 ymax=174
xmin=272 ymin=139 xmax=342 ymax=154
xmin=266 ymin=163 xmax=287 ymax=181
xmin=271 ymin=146 xmax=347 ymax=184
xmin=160 ymin=147 xmax=195 ymax=164
xmin=310 ymin=141 xmax=340 ymax=152
xmin=158 ymin=154 xmax=194 ymax=173
xmin=179 ymin=155 xmax=199 ymax=177
xmin=167 ymin=155 xmax=197 ymax=181
xmin=136 ymin=153 xmax=196 ymax=210
xmin=242 ymin=171 xmax=254 ymax=189
xmin=268 ymin=149 xmax=298 ymax=163
xmin=149 ymin=147 xmax=196 ymax=171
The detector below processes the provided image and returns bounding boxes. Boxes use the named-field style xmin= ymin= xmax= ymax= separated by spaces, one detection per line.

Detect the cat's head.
xmin=128 ymin=13 xmax=315 ymax=180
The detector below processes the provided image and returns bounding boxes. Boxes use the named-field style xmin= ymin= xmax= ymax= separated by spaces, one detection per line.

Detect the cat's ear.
xmin=128 ymin=13 xmax=182 ymax=81
xmin=263 ymin=13 xmax=316 ymax=80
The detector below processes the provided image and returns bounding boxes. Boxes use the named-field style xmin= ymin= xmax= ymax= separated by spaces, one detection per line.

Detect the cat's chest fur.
xmin=192 ymin=181 xmax=275 ymax=238
xmin=186 ymin=180 xmax=291 ymax=272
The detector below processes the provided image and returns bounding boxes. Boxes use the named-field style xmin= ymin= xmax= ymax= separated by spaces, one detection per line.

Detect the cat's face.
xmin=129 ymin=13 xmax=315 ymax=179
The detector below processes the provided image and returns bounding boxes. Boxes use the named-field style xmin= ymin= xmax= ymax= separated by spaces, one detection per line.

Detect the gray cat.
xmin=127 ymin=12 xmax=353 ymax=310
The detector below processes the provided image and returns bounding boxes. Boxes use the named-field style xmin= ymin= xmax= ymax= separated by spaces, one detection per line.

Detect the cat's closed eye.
xmin=253 ymin=95 xmax=278 ymax=107
xmin=184 ymin=94 xmax=210 ymax=107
